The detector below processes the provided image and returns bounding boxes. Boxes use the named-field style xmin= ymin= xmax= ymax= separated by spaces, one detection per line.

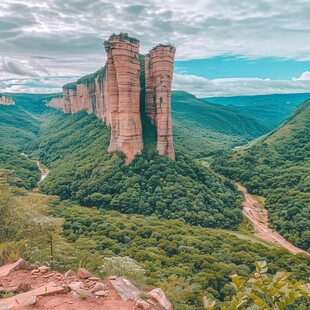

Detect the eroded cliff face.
xmin=104 ymin=37 xmax=143 ymax=162
xmin=50 ymin=34 xmax=175 ymax=163
xmin=145 ymin=45 xmax=176 ymax=160
xmin=0 ymin=95 xmax=15 ymax=105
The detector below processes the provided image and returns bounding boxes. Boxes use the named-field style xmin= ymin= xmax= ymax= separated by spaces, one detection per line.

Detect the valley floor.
xmin=236 ymin=183 xmax=309 ymax=256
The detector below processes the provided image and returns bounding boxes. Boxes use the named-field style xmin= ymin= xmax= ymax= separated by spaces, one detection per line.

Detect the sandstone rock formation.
xmin=49 ymin=33 xmax=175 ymax=163
xmin=0 ymin=94 xmax=15 ymax=105
xmin=104 ymin=36 xmax=143 ymax=162
xmin=48 ymin=97 xmax=64 ymax=109
xmin=145 ymin=45 xmax=176 ymax=159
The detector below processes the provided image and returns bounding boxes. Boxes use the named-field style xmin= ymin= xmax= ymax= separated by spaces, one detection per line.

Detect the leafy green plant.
xmin=203 ymin=261 xmax=310 ymax=309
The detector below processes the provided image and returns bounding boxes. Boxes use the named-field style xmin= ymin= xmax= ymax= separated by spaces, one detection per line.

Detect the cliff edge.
xmin=49 ymin=33 xmax=176 ymax=163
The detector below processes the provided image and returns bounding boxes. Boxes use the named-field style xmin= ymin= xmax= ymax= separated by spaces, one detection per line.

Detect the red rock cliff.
xmin=104 ymin=37 xmax=143 ymax=162
xmin=145 ymin=45 xmax=176 ymax=160
xmin=50 ymin=34 xmax=176 ymax=163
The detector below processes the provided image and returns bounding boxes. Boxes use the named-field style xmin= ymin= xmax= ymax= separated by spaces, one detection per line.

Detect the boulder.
xmin=77 ymin=268 xmax=91 ymax=279
xmin=68 ymin=281 xmax=84 ymax=291
xmin=90 ymin=282 xmax=106 ymax=294
xmin=147 ymin=288 xmax=173 ymax=310
xmin=134 ymin=299 xmax=151 ymax=309
xmin=64 ymin=270 xmax=76 ymax=278
xmin=94 ymin=290 xmax=108 ymax=297
xmin=38 ymin=266 xmax=49 ymax=274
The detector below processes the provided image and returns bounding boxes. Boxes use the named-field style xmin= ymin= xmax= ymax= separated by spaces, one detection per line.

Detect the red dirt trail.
xmin=236 ymin=183 xmax=309 ymax=256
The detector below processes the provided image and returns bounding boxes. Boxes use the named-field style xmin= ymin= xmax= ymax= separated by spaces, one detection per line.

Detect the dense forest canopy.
xmin=213 ymin=99 xmax=310 ymax=251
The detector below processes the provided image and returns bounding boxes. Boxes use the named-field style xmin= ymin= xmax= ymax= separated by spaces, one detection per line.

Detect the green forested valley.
xmin=1 ymin=92 xmax=310 ymax=309
xmin=27 ymin=111 xmax=243 ymax=230
xmin=172 ymin=91 xmax=270 ymax=157
xmin=213 ymin=99 xmax=310 ymax=251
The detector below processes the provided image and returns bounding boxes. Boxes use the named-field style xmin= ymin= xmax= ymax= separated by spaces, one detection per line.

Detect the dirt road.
xmin=236 ymin=183 xmax=309 ymax=256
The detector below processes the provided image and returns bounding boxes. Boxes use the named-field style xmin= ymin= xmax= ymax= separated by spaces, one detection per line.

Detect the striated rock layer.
xmin=104 ymin=37 xmax=143 ymax=162
xmin=0 ymin=94 xmax=15 ymax=105
xmin=50 ymin=34 xmax=175 ymax=163
xmin=145 ymin=45 xmax=176 ymax=159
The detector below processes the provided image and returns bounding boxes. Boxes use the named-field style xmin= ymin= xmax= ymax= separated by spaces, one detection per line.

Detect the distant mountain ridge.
xmin=213 ymin=98 xmax=310 ymax=251
xmin=172 ymin=91 xmax=270 ymax=157
xmin=203 ymin=93 xmax=310 ymax=130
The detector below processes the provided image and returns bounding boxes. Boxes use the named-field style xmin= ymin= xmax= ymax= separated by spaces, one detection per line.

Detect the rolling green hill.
xmin=172 ymin=91 xmax=269 ymax=157
xmin=212 ymin=99 xmax=310 ymax=251
xmin=204 ymin=93 xmax=310 ymax=131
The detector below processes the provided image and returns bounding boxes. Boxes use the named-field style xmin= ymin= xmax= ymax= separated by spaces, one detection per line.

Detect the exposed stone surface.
xmin=48 ymin=34 xmax=176 ymax=163
xmin=145 ymin=45 xmax=176 ymax=160
xmin=104 ymin=36 xmax=143 ymax=163
xmin=0 ymin=259 xmax=173 ymax=310
xmin=77 ymin=268 xmax=91 ymax=279
xmin=147 ymin=288 xmax=173 ymax=310
xmin=90 ymin=282 xmax=106 ymax=293
xmin=0 ymin=258 xmax=33 ymax=278
xmin=0 ymin=95 xmax=15 ymax=105
xmin=48 ymin=97 xmax=64 ymax=109
xmin=110 ymin=277 xmax=140 ymax=301
xmin=64 ymin=270 xmax=76 ymax=278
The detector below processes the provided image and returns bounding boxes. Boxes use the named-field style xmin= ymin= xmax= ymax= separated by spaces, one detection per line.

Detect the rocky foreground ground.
xmin=0 ymin=259 xmax=172 ymax=310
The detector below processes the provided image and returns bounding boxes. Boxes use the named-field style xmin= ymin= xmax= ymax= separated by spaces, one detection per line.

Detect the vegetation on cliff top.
xmin=106 ymin=32 xmax=139 ymax=44
xmin=212 ymin=99 xmax=310 ymax=251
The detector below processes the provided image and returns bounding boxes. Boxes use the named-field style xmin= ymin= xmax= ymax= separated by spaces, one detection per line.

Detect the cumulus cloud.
xmin=293 ymin=71 xmax=310 ymax=81
xmin=1 ymin=0 xmax=310 ymax=95
xmin=173 ymin=74 xmax=310 ymax=97
xmin=0 ymin=56 xmax=51 ymax=78
xmin=0 ymin=76 xmax=78 ymax=94
xmin=0 ymin=0 xmax=310 ymax=63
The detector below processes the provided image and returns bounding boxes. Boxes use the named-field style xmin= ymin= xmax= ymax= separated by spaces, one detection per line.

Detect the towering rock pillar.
xmin=104 ymin=35 xmax=143 ymax=163
xmin=145 ymin=45 xmax=176 ymax=160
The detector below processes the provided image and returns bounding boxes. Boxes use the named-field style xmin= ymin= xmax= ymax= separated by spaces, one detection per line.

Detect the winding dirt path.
xmin=236 ymin=183 xmax=309 ymax=256
xmin=20 ymin=153 xmax=50 ymax=192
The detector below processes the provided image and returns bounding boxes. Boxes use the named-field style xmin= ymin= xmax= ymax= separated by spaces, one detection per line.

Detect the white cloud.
xmin=0 ymin=0 xmax=310 ymax=73
xmin=173 ymin=74 xmax=310 ymax=97
xmin=0 ymin=76 xmax=78 ymax=94
xmin=1 ymin=73 xmax=310 ymax=96
xmin=293 ymin=71 xmax=310 ymax=81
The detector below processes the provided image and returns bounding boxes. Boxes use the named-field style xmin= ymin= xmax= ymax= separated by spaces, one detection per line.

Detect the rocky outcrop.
xmin=145 ymin=45 xmax=176 ymax=160
xmin=48 ymin=97 xmax=64 ymax=109
xmin=50 ymin=34 xmax=175 ymax=163
xmin=104 ymin=36 xmax=143 ymax=163
xmin=0 ymin=94 xmax=15 ymax=105
xmin=0 ymin=259 xmax=173 ymax=310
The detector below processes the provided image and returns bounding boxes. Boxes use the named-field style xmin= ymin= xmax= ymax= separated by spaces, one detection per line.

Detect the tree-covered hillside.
xmin=27 ymin=111 xmax=243 ymax=230
xmin=205 ymin=93 xmax=310 ymax=131
xmin=0 ymin=94 xmax=58 ymax=188
xmin=213 ymin=99 xmax=310 ymax=251
xmin=172 ymin=91 xmax=269 ymax=157
xmin=50 ymin=201 xmax=310 ymax=308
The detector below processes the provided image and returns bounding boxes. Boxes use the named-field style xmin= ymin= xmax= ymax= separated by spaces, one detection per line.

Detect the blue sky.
xmin=0 ymin=0 xmax=310 ymax=96
xmin=175 ymin=57 xmax=310 ymax=80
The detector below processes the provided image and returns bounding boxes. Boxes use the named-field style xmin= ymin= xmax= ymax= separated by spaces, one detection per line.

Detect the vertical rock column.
xmin=104 ymin=36 xmax=143 ymax=163
xmin=145 ymin=45 xmax=176 ymax=160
